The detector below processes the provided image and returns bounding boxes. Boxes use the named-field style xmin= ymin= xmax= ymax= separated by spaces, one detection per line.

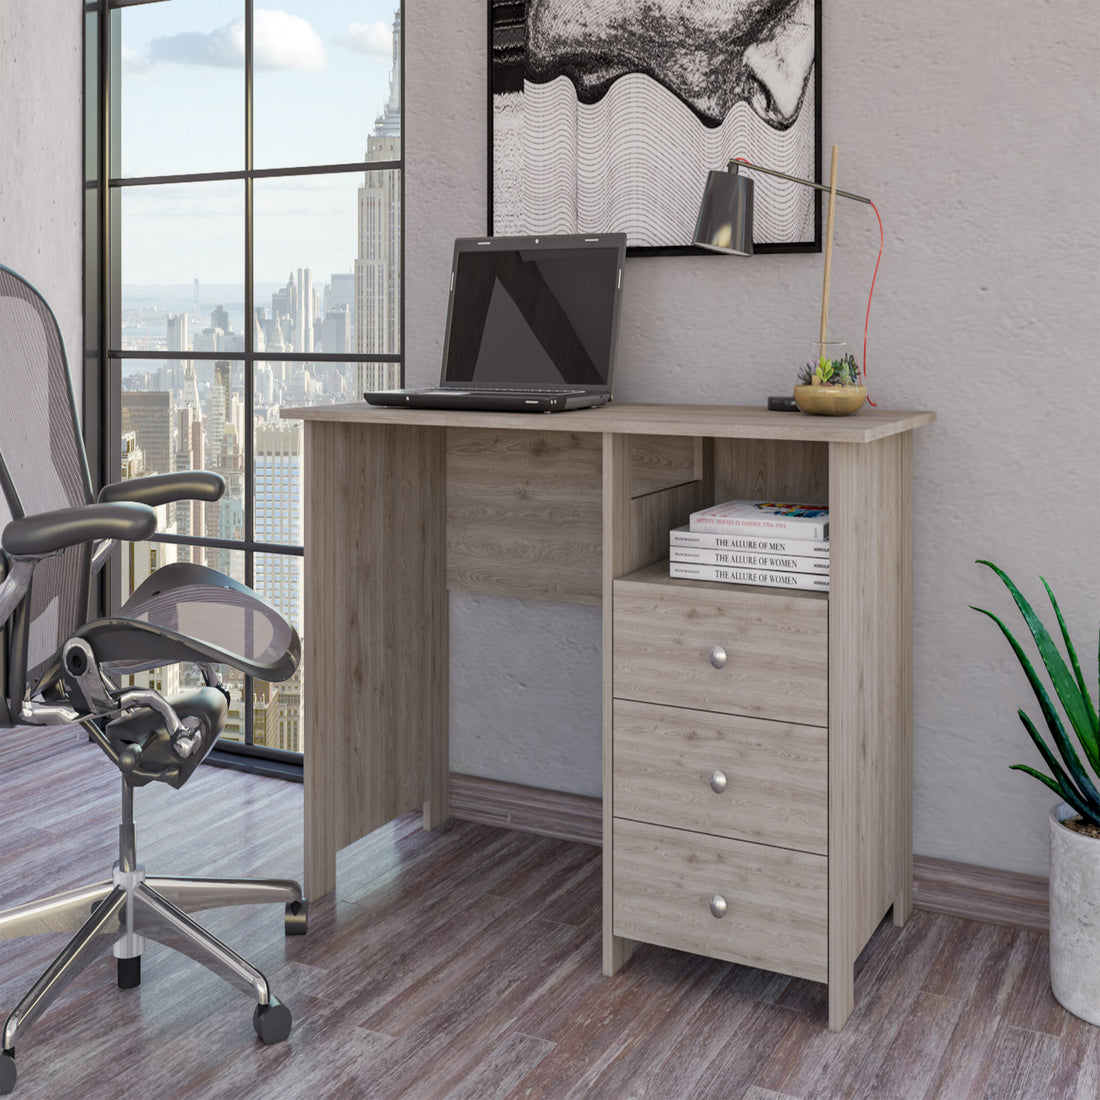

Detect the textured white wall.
xmin=23 ymin=2 xmax=1100 ymax=875
xmin=6 ymin=3 xmax=1096 ymax=875
xmin=409 ymin=1 xmax=1100 ymax=873
xmin=0 ymin=2 xmax=84 ymax=385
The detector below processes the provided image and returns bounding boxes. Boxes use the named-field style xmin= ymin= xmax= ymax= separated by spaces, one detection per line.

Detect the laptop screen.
xmin=441 ymin=236 xmax=625 ymax=389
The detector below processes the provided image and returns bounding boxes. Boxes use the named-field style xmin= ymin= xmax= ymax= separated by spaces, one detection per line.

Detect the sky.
xmin=118 ymin=1 xmax=399 ymax=290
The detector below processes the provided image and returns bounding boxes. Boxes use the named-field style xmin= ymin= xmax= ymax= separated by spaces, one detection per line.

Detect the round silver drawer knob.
xmin=709 ymin=645 xmax=727 ymax=669
xmin=709 ymin=770 xmax=727 ymax=794
xmin=709 ymin=894 xmax=727 ymax=919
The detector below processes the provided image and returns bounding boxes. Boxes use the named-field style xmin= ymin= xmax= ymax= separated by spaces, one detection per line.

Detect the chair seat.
xmin=81 ymin=561 xmax=301 ymax=683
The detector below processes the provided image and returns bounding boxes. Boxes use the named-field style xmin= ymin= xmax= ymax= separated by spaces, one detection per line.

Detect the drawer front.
xmin=613 ymin=818 xmax=827 ymax=983
xmin=613 ymin=699 xmax=827 ymax=855
xmin=613 ymin=578 xmax=828 ymax=726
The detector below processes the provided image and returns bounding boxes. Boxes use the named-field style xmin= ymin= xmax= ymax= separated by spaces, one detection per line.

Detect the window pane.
xmin=253 ymin=1 xmax=401 ymax=170
xmin=121 ymin=357 xmax=246 ymax=566
xmin=253 ymin=552 xmax=302 ymax=640
xmin=252 ymin=551 xmax=304 ymax=754
xmin=252 ymin=668 xmax=304 ymax=754
xmin=254 ymin=170 xmax=400 ymax=392
xmin=216 ymin=664 xmax=249 ymax=745
xmin=252 ymin=419 xmax=303 ymax=550
xmin=119 ymin=0 xmax=244 ymax=178
xmin=103 ymin=4 xmax=404 ymax=764
xmin=120 ymin=181 xmax=245 ymax=350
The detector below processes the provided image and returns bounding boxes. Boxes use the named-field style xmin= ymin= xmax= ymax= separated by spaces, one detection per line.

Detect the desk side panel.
xmin=827 ymin=432 xmax=911 ymax=1029
xmin=303 ymin=421 xmax=447 ymax=899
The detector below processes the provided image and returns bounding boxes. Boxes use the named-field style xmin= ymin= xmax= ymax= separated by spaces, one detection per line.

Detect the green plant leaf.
xmin=1008 ymin=764 xmax=1100 ymax=824
xmin=1043 ymin=576 xmax=1100 ymax=740
xmin=971 ymin=604 xmax=1100 ymax=810
xmin=1010 ymin=763 xmax=1070 ymax=799
xmin=1019 ymin=708 xmax=1100 ymax=809
xmin=977 ymin=561 xmax=1099 ymax=772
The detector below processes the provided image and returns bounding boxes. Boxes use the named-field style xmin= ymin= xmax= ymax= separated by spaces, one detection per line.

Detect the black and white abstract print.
xmin=491 ymin=0 xmax=820 ymax=251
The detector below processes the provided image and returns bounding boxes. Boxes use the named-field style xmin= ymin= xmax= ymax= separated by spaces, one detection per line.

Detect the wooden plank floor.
xmin=2 ymin=727 xmax=1098 ymax=1099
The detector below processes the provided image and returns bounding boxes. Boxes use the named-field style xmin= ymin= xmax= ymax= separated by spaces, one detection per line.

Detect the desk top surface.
xmin=281 ymin=401 xmax=935 ymax=443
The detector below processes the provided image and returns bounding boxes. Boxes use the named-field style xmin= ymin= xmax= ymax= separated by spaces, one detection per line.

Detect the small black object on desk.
xmin=768 ymin=395 xmax=799 ymax=412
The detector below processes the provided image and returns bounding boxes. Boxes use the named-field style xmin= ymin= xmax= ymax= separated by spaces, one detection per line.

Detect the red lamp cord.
xmin=862 ymin=200 xmax=883 ymax=406
xmin=733 ymin=158 xmax=884 ymax=406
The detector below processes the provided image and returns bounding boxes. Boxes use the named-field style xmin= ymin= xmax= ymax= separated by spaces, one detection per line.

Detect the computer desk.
xmin=280 ymin=401 xmax=935 ymax=1030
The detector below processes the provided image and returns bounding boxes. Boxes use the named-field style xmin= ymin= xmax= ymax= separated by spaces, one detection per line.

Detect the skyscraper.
xmin=121 ymin=391 xmax=174 ymax=516
xmin=294 ymin=267 xmax=313 ymax=354
xmin=321 ymin=305 xmax=351 ymax=357
xmin=355 ymin=9 xmax=402 ymax=395
xmin=253 ymin=421 xmax=303 ymax=626
xmin=118 ymin=438 xmax=181 ymax=699
xmin=327 ymin=272 xmax=355 ymax=322
xmin=271 ymin=275 xmax=293 ymax=323
xmin=174 ymin=405 xmax=206 ymax=567
xmin=167 ymin=312 xmax=189 ymax=355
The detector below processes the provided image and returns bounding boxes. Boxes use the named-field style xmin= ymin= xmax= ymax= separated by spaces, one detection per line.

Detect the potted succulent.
xmin=972 ymin=560 xmax=1100 ymax=1024
xmin=792 ymin=342 xmax=867 ymax=416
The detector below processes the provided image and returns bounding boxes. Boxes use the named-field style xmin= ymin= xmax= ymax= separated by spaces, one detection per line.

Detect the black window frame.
xmin=84 ymin=0 xmax=404 ymax=777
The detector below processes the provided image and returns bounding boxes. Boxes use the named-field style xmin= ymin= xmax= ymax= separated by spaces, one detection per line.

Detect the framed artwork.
xmin=489 ymin=0 xmax=821 ymax=255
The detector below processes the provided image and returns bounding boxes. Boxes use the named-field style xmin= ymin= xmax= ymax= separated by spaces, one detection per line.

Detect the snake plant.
xmin=972 ymin=561 xmax=1100 ymax=826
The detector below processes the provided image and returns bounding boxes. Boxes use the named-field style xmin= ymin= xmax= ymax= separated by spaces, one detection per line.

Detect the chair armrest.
xmin=2 ymin=502 xmax=157 ymax=558
xmin=98 ymin=471 xmax=226 ymax=507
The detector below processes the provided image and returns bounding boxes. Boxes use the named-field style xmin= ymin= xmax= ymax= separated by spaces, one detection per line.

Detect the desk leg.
xmin=423 ymin=708 xmax=450 ymax=831
xmin=303 ymin=421 xmax=448 ymax=901
xmin=602 ymin=433 xmax=635 ymax=976
xmin=894 ymin=432 xmax=915 ymax=928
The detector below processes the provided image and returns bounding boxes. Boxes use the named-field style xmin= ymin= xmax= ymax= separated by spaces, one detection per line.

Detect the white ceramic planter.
xmin=1049 ymin=802 xmax=1100 ymax=1025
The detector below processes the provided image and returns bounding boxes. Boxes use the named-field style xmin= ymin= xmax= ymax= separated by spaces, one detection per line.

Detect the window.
xmin=85 ymin=0 xmax=403 ymax=768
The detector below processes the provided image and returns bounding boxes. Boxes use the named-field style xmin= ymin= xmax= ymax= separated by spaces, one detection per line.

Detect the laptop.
xmin=365 ymin=233 xmax=627 ymax=412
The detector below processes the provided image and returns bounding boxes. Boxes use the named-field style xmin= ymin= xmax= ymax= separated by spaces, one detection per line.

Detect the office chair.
xmin=0 ymin=265 xmax=307 ymax=1096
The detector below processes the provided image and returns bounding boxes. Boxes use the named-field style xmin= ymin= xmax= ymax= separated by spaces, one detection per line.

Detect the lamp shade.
xmin=693 ymin=169 xmax=754 ymax=256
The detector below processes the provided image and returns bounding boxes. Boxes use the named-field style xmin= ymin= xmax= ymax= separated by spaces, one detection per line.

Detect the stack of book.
xmin=669 ymin=500 xmax=830 ymax=591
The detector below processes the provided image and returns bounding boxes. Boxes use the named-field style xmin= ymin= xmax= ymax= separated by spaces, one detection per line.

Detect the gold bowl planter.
xmin=793 ymin=384 xmax=867 ymax=416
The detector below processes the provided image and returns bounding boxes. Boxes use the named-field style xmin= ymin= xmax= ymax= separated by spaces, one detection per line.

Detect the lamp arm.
xmin=726 ymin=159 xmax=872 ymax=206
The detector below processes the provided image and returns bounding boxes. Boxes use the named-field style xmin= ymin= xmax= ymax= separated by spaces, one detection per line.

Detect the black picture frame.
xmin=488 ymin=0 xmax=822 ymax=257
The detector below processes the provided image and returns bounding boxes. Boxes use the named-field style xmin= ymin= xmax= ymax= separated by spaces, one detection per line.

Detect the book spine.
xmin=669 ymin=561 xmax=830 ymax=591
xmin=688 ymin=514 xmax=828 ymax=540
xmin=668 ymin=527 xmax=830 ymax=556
xmin=669 ymin=547 xmax=830 ymax=573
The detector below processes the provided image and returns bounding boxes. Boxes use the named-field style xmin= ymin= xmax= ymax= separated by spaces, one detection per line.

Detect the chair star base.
xmin=0 ymin=781 xmax=306 ymax=1096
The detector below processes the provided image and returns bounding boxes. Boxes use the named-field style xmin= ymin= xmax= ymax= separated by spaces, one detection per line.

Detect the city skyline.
xmin=117 ymin=3 xmax=404 ymax=754
xmin=121 ymin=5 xmax=401 ymax=375
xmin=119 ymin=0 xmax=399 ymax=287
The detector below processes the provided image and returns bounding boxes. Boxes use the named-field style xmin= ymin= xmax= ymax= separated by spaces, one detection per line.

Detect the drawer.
xmin=613 ymin=699 xmax=827 ymax=855
xmin=613 ymin=575 xmax=828 ymax=726
xmin=612 ymin=818 xmax=827 ymax=983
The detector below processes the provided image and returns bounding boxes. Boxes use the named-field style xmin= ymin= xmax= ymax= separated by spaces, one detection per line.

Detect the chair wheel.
xmin=253 ymin=1002 xmax=292 ymax=1045
xmin=117 ymin=955 xmax=141 ymax=989
xmin=0 ymin=1050 xmax=15 ymax=1096
xmin=284 ymin=898 xmax=308 ymax=935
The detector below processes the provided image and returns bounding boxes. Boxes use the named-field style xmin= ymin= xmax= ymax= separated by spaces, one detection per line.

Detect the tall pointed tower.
xmin=355 ymin=10 xmax=402 ymax=395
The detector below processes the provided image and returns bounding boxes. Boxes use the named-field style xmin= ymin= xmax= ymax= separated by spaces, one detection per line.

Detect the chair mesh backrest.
xmin=0 ymin=266 xmax=95 ymax=690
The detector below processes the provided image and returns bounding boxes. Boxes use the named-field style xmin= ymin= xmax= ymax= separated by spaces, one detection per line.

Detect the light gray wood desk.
xmin=280 ymin=401 xmax=935 ymax=1030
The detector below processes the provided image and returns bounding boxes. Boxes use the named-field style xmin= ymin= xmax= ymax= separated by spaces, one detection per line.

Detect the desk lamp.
xmin=693 ymin=145 xmax=882 ymax=413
